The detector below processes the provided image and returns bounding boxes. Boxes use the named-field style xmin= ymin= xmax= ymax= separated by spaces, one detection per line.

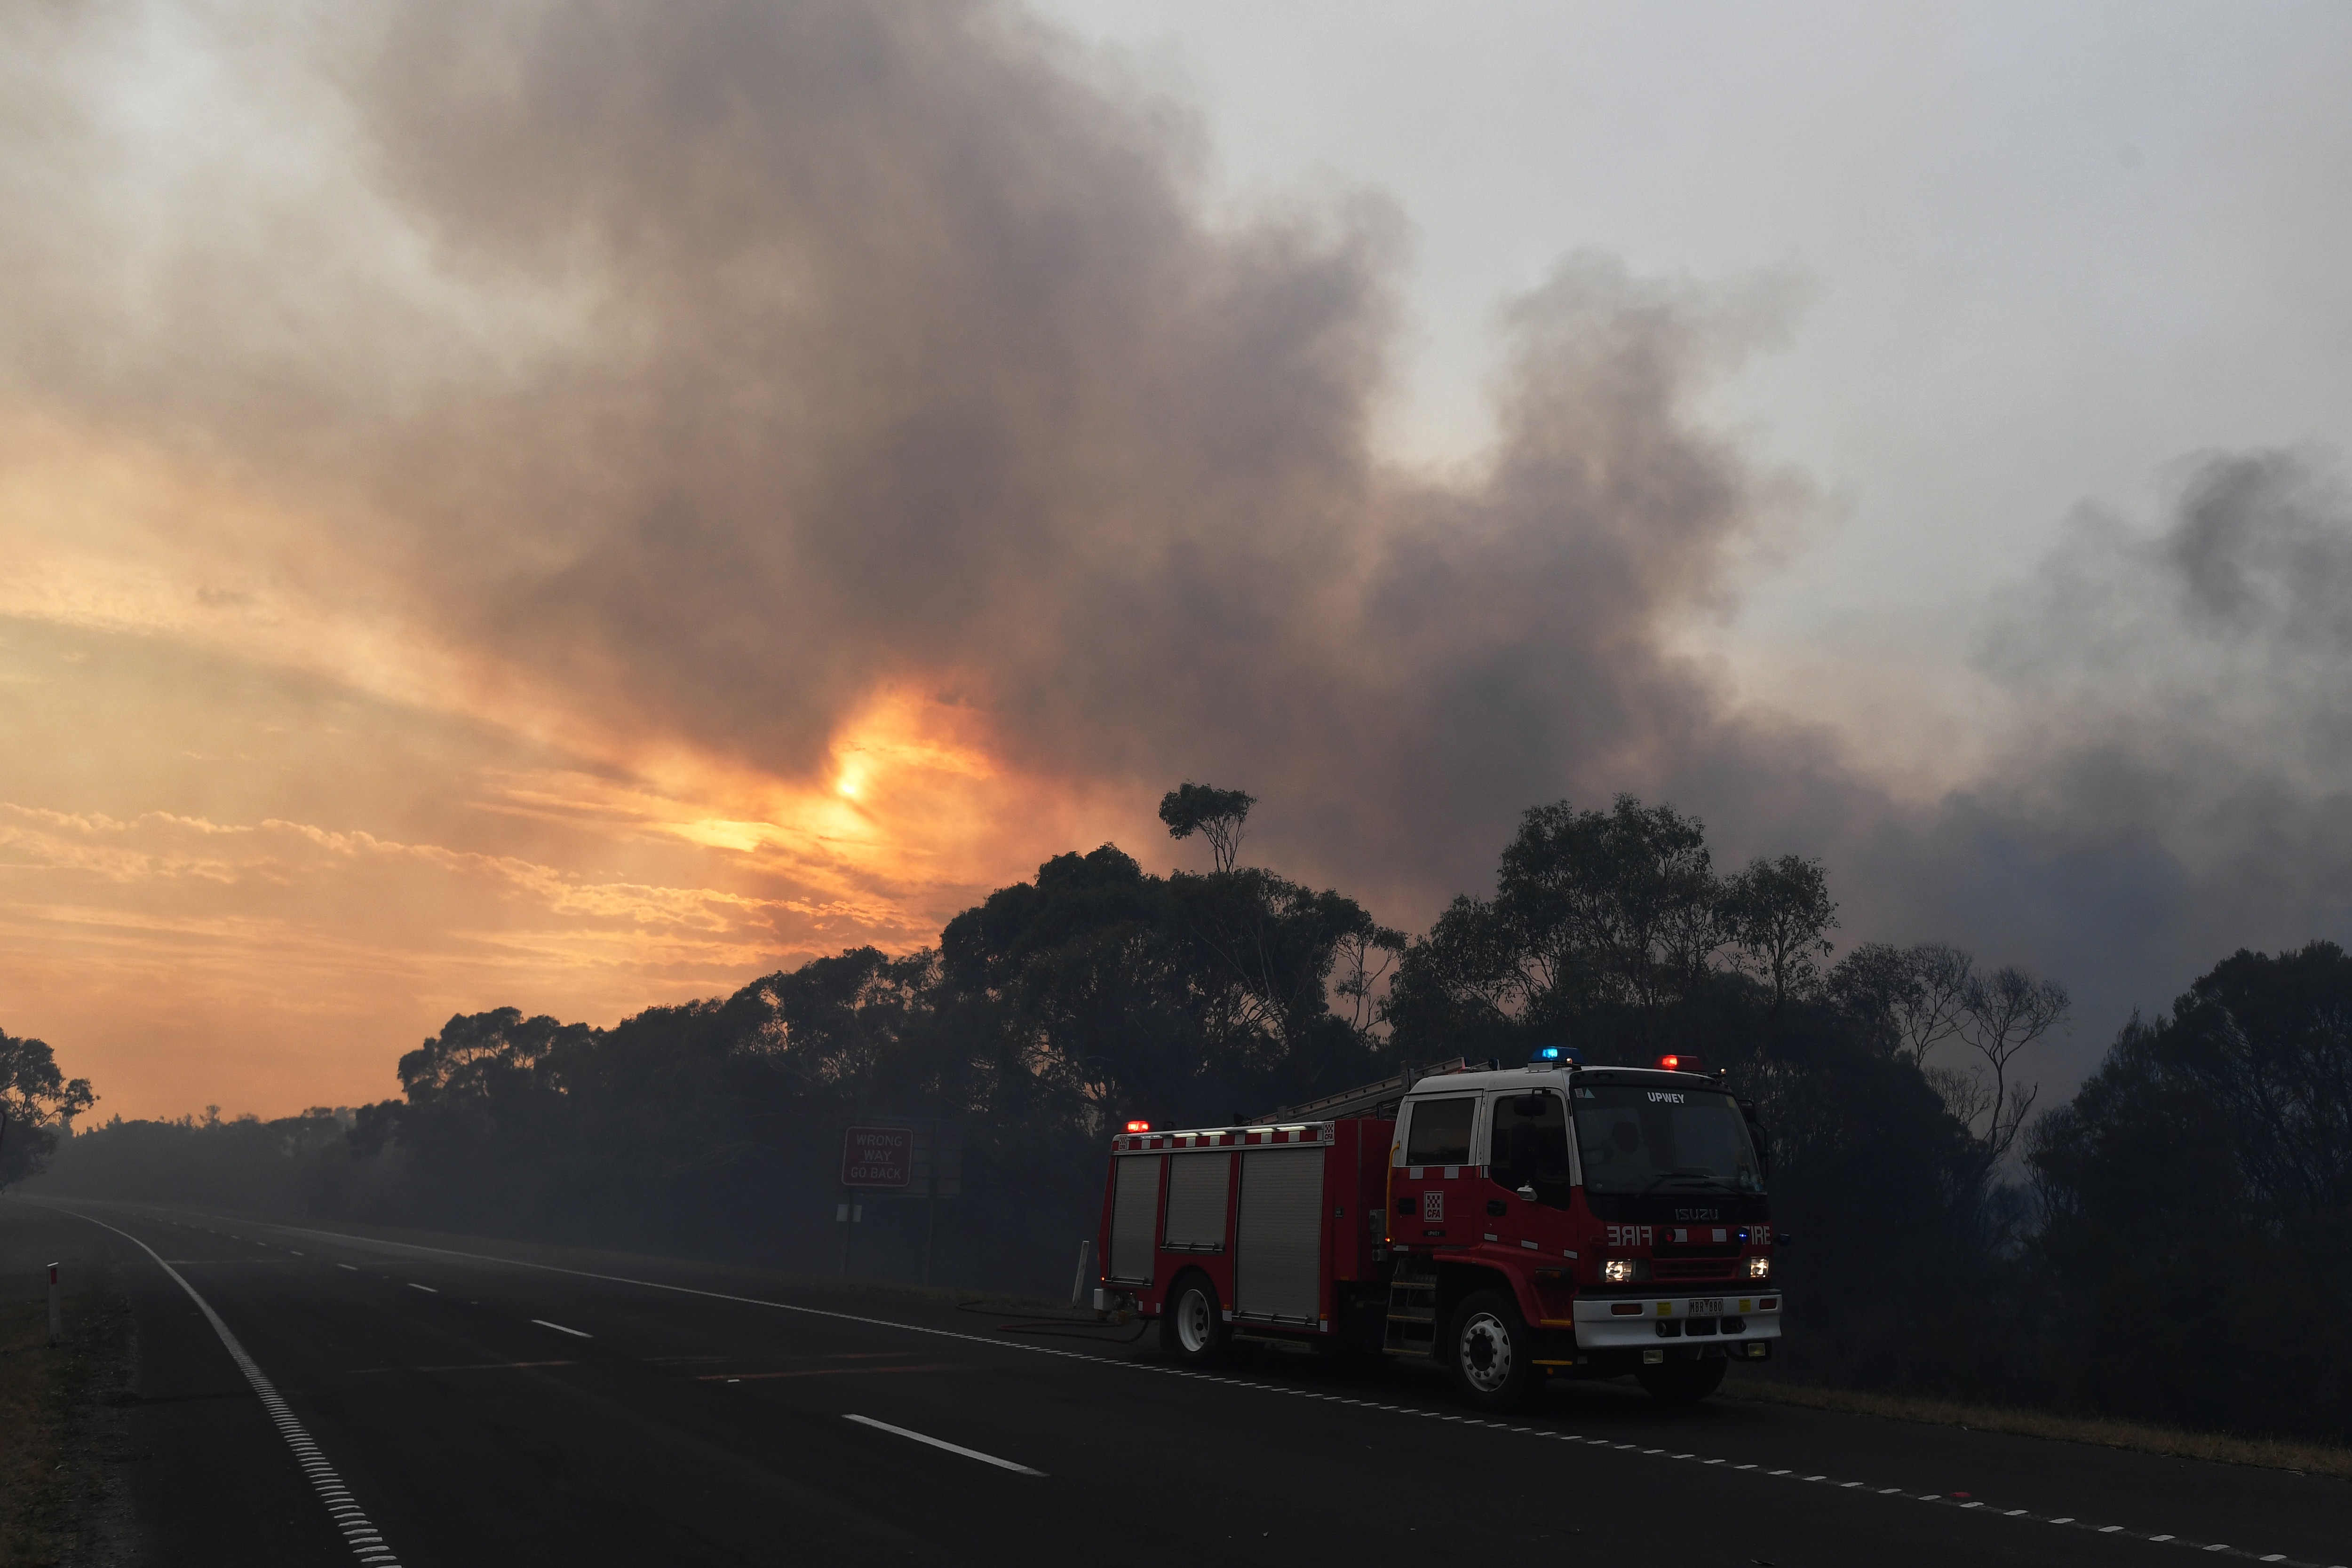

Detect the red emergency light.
xmin=1124 ymin=1119 xmax=1151 ymax=1133
xmin=1657 ymin=1053 xmax=1693 ymax=1072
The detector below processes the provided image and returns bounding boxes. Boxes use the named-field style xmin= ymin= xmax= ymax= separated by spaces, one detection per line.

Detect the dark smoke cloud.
xmin=7 ymin=0 xmax=2347 ymax=1087
xmin=1884 ymin=449 xmax=2352 ymax=1074
xmin=334 ymin=0 xmax=1844 ymax=901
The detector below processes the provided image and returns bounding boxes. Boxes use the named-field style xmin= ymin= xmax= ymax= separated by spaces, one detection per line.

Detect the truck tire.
xmin=1160 ymin=1273 xmax=1230 ymax=1368
xmin=1446 ymin=1289 xmax=1541 ymax=1411
xmin=1636 ymin=1356 xmax=1727 ymax=1403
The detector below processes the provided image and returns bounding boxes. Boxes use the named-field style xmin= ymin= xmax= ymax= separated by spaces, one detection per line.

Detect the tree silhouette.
xmin=1158 ymin=782 xmax=1257 ymax=873
xmin=1724 ymin=853 xmax=1839 ymax=1010
xmin=0 ymin=1028 xmax=97 ymax=1189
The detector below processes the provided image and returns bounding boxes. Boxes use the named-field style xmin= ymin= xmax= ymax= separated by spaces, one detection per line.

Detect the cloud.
xmin=321 ymin=3 xmax=1827 ymax=894
xmin=1986 ymin=450 xmax=2352 ymax=788
xmin=0 ymin=800 xmax=789 ymax=951
xmin=2 ymin=0 xmax=2346 ymax=1113
xmin=1916 ymin=450 xmax=2352 ymax=1034
xmin=7 ymin=0 xmax=1836 ymax=898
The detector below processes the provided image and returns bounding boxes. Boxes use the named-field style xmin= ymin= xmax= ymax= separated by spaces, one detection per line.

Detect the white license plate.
xmin=1686 ymin=1298 xmax=1724 ymax=1315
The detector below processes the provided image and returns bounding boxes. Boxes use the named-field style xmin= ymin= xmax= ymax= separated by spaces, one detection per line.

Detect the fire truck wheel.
xmin=1447 ymin=1290 xmax=1540 ymax=1411
xmin=1635 ymin=1356 xmax=1727 ymax=1402
xmin=1160 ymin=1273 xmax=1229 ymax=1367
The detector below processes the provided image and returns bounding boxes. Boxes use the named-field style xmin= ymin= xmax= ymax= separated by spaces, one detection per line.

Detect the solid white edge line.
xmin=50 ymin=1203 xmax=2324 ymax=1567
xmin=44 ymin=1205 xmax=403 ymax=1567
xmin=842 ymin=1414 xmax=1045 ymax=1476
xmin=531 ymin=1319 xmax=593 ymax=1338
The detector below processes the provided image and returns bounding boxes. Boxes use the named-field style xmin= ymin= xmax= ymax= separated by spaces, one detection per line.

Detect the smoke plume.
xmin=3 ymin=0 xmax=2346 ymax=1102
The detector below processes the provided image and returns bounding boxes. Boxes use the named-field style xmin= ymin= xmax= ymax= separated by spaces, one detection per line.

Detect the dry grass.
xmin=0 ymin=1203 xmax=124 ymax=1567
xmin=1727 ymin=1376 xmax=2352 ymax=1480
xmin=0 ymin=1248 xmax=73 ymax=1563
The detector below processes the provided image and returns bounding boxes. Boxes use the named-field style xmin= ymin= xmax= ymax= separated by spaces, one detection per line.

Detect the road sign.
xmin=840 ymin=1125 xmax=913 ymax=1188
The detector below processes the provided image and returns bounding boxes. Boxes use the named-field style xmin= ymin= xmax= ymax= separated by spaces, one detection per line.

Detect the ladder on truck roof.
xmin=1254 ymin=1059 xmax=1473 ymax=1125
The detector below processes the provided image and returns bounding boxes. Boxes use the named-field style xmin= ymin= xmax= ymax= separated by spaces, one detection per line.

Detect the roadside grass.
xmin=1726 ymin=1376 xmax=2352 ymax=1481
xmin=0 ymin=1203 xmax=124 ymax=1567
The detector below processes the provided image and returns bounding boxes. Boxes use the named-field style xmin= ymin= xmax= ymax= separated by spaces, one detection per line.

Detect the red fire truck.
xmin=1092 ymin=1051 xmax=1780 ymax=1410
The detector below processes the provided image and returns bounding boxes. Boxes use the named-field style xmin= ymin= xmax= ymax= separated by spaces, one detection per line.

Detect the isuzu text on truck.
xmin=1092 ymin=1050 xmax=1780 ymax=1409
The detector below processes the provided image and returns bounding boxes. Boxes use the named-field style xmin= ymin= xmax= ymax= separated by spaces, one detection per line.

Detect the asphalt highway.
xmin=26 ymin=1196 xmax=2352 ymax=1567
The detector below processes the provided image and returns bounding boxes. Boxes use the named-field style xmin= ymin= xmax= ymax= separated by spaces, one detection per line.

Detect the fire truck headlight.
xmin=1602 ymin=1259 xmax=1636 ymax=1284
xmin=1745 ymin=1256 xmax=1771 ymax=1281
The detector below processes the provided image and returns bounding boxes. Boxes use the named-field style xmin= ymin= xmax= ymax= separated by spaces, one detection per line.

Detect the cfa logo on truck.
xmin=1422 ymin=1189 xmax=1444 ymax=1222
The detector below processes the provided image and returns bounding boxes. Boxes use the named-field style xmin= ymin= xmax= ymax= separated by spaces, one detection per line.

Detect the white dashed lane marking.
xmin=532 ymin=1319 xmax=592 ymax=1338
xmin=842 ymin=1414 xmax=1045 ymax=1476
xmin=104 ymin=1208 xmax=2351 ymax=1568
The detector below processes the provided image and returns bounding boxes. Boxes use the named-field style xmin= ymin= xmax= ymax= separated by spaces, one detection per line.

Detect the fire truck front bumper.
xmin=1570 ymin=1292 xmax=1782 ymax=1352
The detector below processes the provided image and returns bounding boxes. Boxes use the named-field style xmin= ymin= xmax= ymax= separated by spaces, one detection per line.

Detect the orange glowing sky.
xmin=0 ymin=413 xmax=1144 ymax=1119
xmin=0 ymin=5 xmax=1264 ymax=1123
xmin=11 ymin=2 xmax=2352 ymax=1119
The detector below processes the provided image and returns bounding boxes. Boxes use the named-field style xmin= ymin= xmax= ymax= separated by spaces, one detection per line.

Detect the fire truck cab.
xmin=1094 ymin=1054 xmax=1780 ymax=1410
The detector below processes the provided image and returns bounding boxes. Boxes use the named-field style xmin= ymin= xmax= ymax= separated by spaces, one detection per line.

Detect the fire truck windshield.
xmin=1572 ymin=1084 xmax=1765 ymax=1196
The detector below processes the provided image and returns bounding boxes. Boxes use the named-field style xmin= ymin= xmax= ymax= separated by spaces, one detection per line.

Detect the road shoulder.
xmin=0 ymin=1199 xmax=135 ymax=1566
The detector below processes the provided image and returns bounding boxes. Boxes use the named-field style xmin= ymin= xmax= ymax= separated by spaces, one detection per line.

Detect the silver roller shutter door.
xmin=1107 ymin=1155 xmax=1161 ymax=1283
xmin=1235 ymin=1148 xmax=1324 ymax=1322
xmin=1162 ymin=1153 xmax=1232 ymax=1251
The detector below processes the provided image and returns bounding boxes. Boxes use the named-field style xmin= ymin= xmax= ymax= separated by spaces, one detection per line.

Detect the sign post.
xmin=832 ymin=1201 xmax=864 ymax=1275
xmin=838 ymin=1120 xmax=964 ymax=1285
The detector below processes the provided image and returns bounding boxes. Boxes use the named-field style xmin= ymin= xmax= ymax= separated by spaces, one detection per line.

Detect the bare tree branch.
xmin=1955 ymin=965 xmax=2068 ymax=1166
xmin=1898 ymin=943 xmax=1976 ymax=1066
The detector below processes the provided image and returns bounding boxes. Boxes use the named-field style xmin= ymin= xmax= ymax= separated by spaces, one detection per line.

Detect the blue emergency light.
xmin=1531 ymin=1044 xmax=1583 ymax=1065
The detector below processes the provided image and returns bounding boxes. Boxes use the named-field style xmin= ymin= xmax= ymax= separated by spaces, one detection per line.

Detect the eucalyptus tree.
xmin=0 ymin=1028 xmax=96 ymax=1189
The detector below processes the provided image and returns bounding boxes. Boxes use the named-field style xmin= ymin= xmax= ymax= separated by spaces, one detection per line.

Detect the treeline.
xmin=34 ymin=802 xmax=1415 ymax=1293
xmin=27 ymin=790 xmax=2352 ymax=1442
xmin=2027 ymin=944 xmax=2352 ymax=1438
